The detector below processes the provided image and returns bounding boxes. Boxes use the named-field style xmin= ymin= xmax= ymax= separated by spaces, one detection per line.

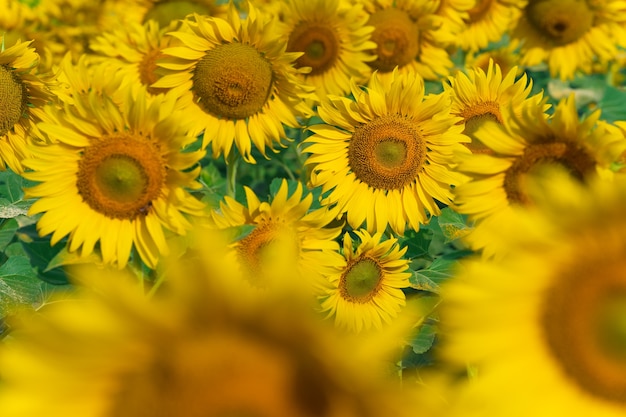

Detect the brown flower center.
xmin=193 ymin=43 xmax=274 ymax=120
xmin=287 ymin=21 xmax=340 ymax=76
xmin=467 ymin=0 xmax=494 ymax=21
xmin=503 ymin=141 xmax=596 ymax=205
xmin=0 ymin=65 xmax=27 ymax=137
xmin=139 ymin=47 xmax=168 ymax=95
xmin=526 ymin=0 xmax=594 ymax=46
xmin=76 ymin=134 xmax=166 ymax=220
xmin=368 ymin=8 xmax=419 ymax=72
xmin=348 ymin=115 xmax=426 ymax=190
xmin=542 ymin=254 xmax=626 ymax=404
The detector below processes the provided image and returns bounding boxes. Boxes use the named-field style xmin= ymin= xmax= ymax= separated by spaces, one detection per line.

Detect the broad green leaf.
xmin=17 ymin=225 xmax=69 ymax=285
xmin=0 ymin=218 xmax=19 ymax=252
xmin=409 ymin=322 xmax=438 ymax=354
xmin=45 ymin=247 xmax=103 ymax=272
xmin=437 ymin=207 xmax=472 ymax=243
xmin=411 ymin=257 xmax=457 ymax=291
xmin=598 ymin=86 xmax=626 ymax=123
xmin=0 ymin=256 xmax=41 ymax=317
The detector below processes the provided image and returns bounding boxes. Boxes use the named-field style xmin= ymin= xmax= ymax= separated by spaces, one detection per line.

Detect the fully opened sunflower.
xmin=0 ymin=38 xmax=54 ymax=173
xmin=210 ymin=180 xmax=342 ymax=292
xmin=305 ymin=71 xmax=469 ymax=235
xmin=153 ymin=4 xmax=315 ymax=163
xmin=23 ymin=77 xmax=206 ymax=269
xmin=360 ymin=0 xmax=455 ymax=81
xmin=512 ymin=0 xmax=626 ymax=80
xmin=441 ymin=170 xmax=626 ymax=417
xmin=280 ymin=0 xmax=376 ymax=99
xmin=319 ymin=229 xmax=411 ymax=333
xmin=445 ymin=60 xmax=546 ymax=153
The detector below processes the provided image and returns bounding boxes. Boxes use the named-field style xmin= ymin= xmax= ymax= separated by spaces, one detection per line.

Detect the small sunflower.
xmin=210 ymin=179 xmax=342 ymax=292
xmin=441 ymin=170 xmax=626 ymax=417
xmin=513 ymin=0 xmax=626 ymax=80
xmin=455 ymin=0 xmax=525 ymax=52
xmin=89 ymin=20 xmax=172 ymax=96
xmin=361 ymin=0 xmax=455 ymax=81
xmin=0 ymin=38 xmax=54 ymax=173
xmin=304 ymin=70 xmax=469 ymax=234
xmin=23 ymin=76 xmax=207 ymax=269
xmin=445 ymin=60 xmax=546 ymax=153
xmin=464 ymin=38 xmax=522 ymax=76
xmin=319 ymin=229 xmax=411 ymax=333
xmin=153 ymin=4 xmax=315 ymax=163
xmin=280 ymin=0 xmax=376 ymax=99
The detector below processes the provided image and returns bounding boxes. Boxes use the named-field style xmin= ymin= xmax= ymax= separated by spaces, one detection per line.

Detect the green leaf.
xmin=437 ymin=207 xmax=472 ymax=243
xmin=17 ymin=225 xmax=69 ymax=285
xmin=410 ymin=257 xmax=457 ymax=292
xmin=0 ymin=218 xmax=19 ymax=252
xmin=597 ymin=86 xmax=626 ymax=123
xmin=401 ymin=229 xmax=432 ymax=259
xmin=45 ymin=247 xmax=103 ymax=272
xmin=409 ymin=322 xmax=438 ymax=354
xmin=0 ymin=256 xmax=41 ymax=317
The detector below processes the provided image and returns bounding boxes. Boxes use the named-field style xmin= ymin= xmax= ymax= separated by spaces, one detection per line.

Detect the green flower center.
xmin=526 ymin=0 xmax=594 ymax=46
xmin=542 ymin=257 xmax=626 ymax=404
xmin=193 ymin=43 xmax=274 ymax=120
xmin=77 ymin=134 xmax=166 ymax=220
xmin=349 ymin=115 xmax=426 ymax=190
xmin=0 ymin=65 xmax=26 ymax=137
xmin=503 ymin=141 xmax=596 ymax=205
xmin=287 ymin=22 xmax=340 ymax=76
xmin=144 ymin=0 xmax=213 ymax=27
xmin=340 ymin=256 xmax=383 ymax=302
xmin=368 ymin=8 xmax=419 ymax=72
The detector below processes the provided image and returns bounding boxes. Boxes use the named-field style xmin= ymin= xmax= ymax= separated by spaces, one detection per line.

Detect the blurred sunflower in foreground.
xmin=0 ymin=38 xmax=54 ymax=173
xmin=439 ymin=168 xmax=626 ymax=417
xmin=23 ymin=60 xmax=206 ymax=269
xmin=304 ymin=70 xmax=469 ymax=234
xmin=153 ymin=3 xmax=315 ymax=163
xmin=0 ymin=230 xmax=418 ymax=417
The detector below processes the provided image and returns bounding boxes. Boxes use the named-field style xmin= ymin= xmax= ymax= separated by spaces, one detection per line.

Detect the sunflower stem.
xmin=226 ymin=151 xmax=240 ymax=198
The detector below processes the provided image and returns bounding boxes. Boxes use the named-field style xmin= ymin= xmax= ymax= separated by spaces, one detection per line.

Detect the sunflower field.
xmin=1 ymin=0 xmax=626 ymax=415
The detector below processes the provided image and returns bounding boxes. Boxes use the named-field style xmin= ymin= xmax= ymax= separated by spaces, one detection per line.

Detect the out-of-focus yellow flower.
xmin=104 ymin=0 xmax=228 ymax=29
xmin=0 ymin=228 xmax=419 ymax=417
xmin=455 ymin=0 xmax=524 ymax=52
xmin=513 ymin=0 xmax=626 ymax=80
xmin=440 ymin=168 xmax=626 ymax=417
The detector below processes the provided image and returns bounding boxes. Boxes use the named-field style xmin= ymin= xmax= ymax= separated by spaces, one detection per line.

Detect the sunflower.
xmin=445 ymin=60 xmax=546 ymax=153
xmin=0 ymin=230 xmax=414 ymax=417
xmin=279 ymin=0 xmax=376 ymax=99
xmin=23 ymin=66 xmax=207 ymax=269
xmin=103 ymin=0 xmax=228 ymax=29
xmin=152 ymin=4 xmax=315 ymax=163
xmin=210 ymin=179 xmax=342 ymax=293
xmin=512 ymin=0 xmax=626 ymax=80
xmin=464 ymin=38 xmax=522 ymax=77
xmin=319 ymin=229 xmax=410 ymax=333
xmin=452 ymin=95 xmax=626 ymax=257
xmin=455 ymin=0 xmax=525 ymax=52
xmin=0 ymin=38 xmax=54 ymax=173
xmin=89 ymin=20 xmax=172 ymax=96
xmin=304 ymin=70 xmax=469 ymax=235
xmin=440 ymin=170 xmax=626 ymax=417
xmin=360 ymin=0 xmax=455 ymax=81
